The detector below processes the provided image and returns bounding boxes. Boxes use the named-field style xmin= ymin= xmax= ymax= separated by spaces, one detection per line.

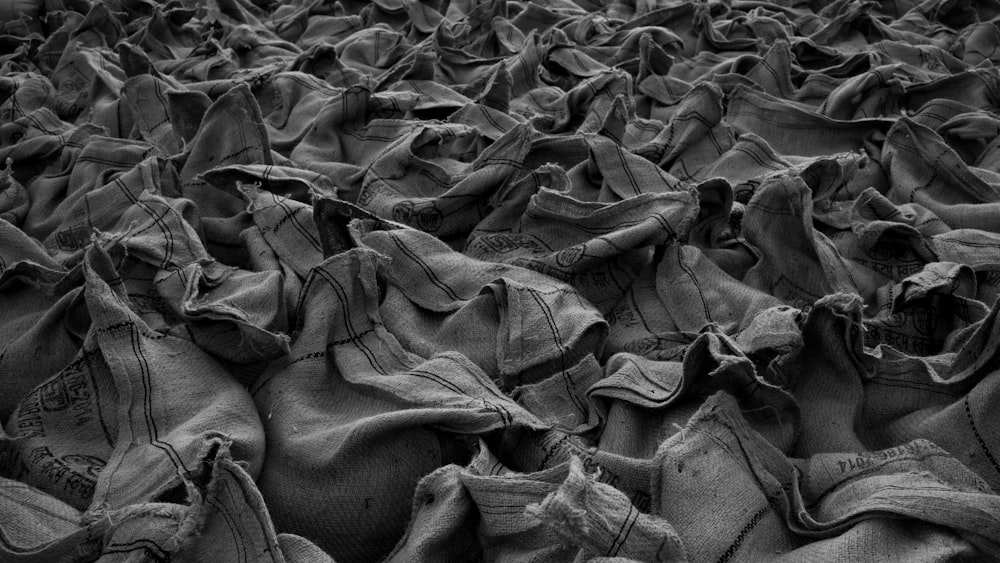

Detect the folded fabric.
xmin=3 ymin=0 xmax=1000 ymax=560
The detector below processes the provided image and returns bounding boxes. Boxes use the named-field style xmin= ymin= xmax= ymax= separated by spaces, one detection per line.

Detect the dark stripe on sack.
xmin=965 ymin=395 xmax=1000 ymax=477
xmin=716 ymin=505 xmax=770 ymax=563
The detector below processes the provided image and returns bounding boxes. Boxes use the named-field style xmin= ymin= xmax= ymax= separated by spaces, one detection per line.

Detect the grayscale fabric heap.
xmin=4 ymin=0 xmax=1000 ymax=560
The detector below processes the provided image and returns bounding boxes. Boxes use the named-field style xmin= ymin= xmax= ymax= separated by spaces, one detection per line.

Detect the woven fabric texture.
xmin=4 ymin=0 xmax=1000 ymax=561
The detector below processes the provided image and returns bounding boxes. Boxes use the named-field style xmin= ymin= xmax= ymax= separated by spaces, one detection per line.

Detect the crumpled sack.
xmin=5 ymin=0 xmax=1000 ymax=560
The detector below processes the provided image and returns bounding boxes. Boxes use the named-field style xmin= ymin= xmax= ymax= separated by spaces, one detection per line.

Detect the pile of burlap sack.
xmin=4 ymin=0 xmax=1000 ymax=560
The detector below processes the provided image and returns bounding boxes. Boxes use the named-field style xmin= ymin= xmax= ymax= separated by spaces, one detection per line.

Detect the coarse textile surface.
xmin=4 ymin=0 xmax=1000 ymax=561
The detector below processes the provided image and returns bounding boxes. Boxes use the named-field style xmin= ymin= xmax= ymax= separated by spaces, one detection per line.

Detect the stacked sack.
xmin=3 ymin=0 xmax=1000 ymax=560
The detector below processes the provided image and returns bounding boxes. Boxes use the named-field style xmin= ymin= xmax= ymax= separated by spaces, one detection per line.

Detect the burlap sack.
xmin=37 ymin=154 xmax=186 ymax=259
xmin=2 ymin=243 xmax=265 ymax=514
xmin=126 ymin=6 xmax=202 ymax=66
xmin=741 ymin=172 xmax=861 ymax=309
xmin=119 ymin=73 xmax=183 ymax=156
xmin=689 ymin=136 xmax=792 ymax=205
xmin=726 ymin=84 xmax=892 ymax=158
xmin=511 ymin=353 xmax=603 ymax=433
xmin=593 ymin=294 xmax=803 ymax=461
xmin=615 ymin=1 xmax=700 ymax=60
xmin=589 ymin=354 xmax=694 ymax=461
xmin=902 ymin=68 xmax=1000 ymax=115
xmin=654 ymin=392 xmax=1000 ymax=561
xmin=239 ymin=182 xmax=325 ymax=278
xmin=819 ymin=63 xmax=910 ymax=120
xmin=783 ymin=289 xmax=1000 ymax=492
xmin=514 ymin=68 xmax=633 ymax=136
xmin=251 ymin=247 xmax=549 ymax=562
xmin=46 ymin=3 xmax=123 ymax=121
xmin=285 ymin=43 xmax=366 ymax=88
xmin=288 ymin=84 xmax=421 ymax=202
xmin=633 ymin=83 xmax=736 ymax=180
xmin=0 ymin=136 xmax=50 ymax=228
xmin=883 ymin=117 xmax=1000 ymax=232
xmin=933 ymin=227 xmax=1000 ymax=270
xmin=351 ymin=219 xmax=607 ymax=393
xmin=935 ymin=110 xmax=1000 ymax=169
xmin=0 ymin=105 xmax=77 ymax=188
xmin=222 ymin=25 xmax=302 ymax=70
xmin=0 ymin=71 xmax=56 ymax=124
xmin=563 ymin=134 xmax=682 ymax=203
xmin=0 ymin=441 xmax=332 ymax=563
xmin=355 ymin=215 xmax=607 ymax=428
xmin=203 ymin=163 xmax=336 ymax=206
xmin=279 ymin=12 xmax=364 ymax=49
xmin=378 ymin=58 xmax=476 ymax=122
xmin=33 ymin=157 xmax=292 ymax=381
xmin=196 ymin=0 xmax=270 ymax=34
xmin=867 ymin=303 xmax=1000 ymax=489
xmin=873 ymin=38 xmax=967 ymax=72
xmin=388 ymin=443 xmax=686 ymax=562
xmin=0 ymin=473 xmax=108 ymax=562
xmin=826 ymin=187 xmax=941 ymax=297
xmin=780 ymin=293 xmax=877 ymax=457
xmin=601 ymin=257 xmax=689 ymax=361
xmin=6 ymin=1 xmax=1000 ymax=561
xmin=97 ymin=443 xmax=334 ymax=563
xmin=863 ymin=261 xmax=989 ymax=356
xmin=178 ymin=83 xmax=273 ymax=224
xmin=960 ymin=21 xmax=1000 ymax=66
xmin=8 ymin=123 xmax=129 ymax=242
xmin=657 ymin=240 xmax=784 ymax=334
xmin=598 ymin=179 xmax=773 ymax=356
xmin=0 ymin=219 xmax=81 ymax=421
xmin=255 ymin=71 xmax=348 ymax=156
xmin=724 ymin=42 xmax=825 ymax=104
xmin=466 ymin=174 xmax=698 ymax=314
xmin=448 ymin=99 xmax=520 ymax=144
xmin=799 ymin=153 xmax=889 ymax=229
xmin=355 ymin=121 xmax=533 ymax=241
